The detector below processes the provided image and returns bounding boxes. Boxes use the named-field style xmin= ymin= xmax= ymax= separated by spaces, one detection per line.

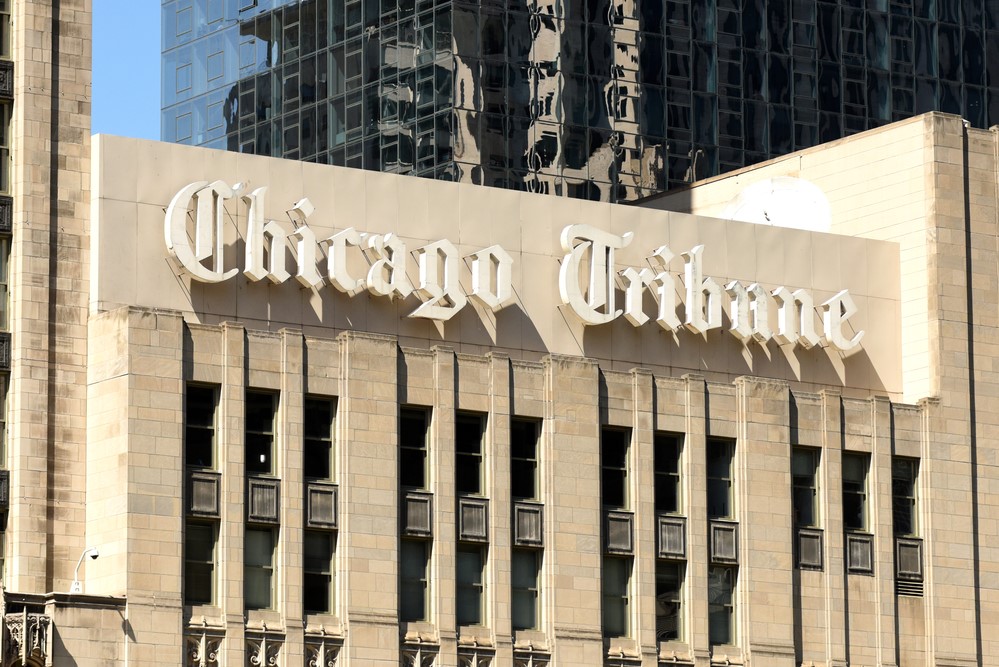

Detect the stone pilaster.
xmin=338 ymin=331 xmax=399 ymax=667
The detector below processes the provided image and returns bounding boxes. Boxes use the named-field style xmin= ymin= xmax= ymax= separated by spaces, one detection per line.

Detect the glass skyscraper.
xmin=162 ymin=0 xmax=999 ymax=202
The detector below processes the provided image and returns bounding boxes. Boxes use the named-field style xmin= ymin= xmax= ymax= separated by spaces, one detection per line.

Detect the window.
xmin=456 ymin=412 xmax=485 ymax=496
xmin=184 ymin=522 xmax=217 ymax=605
xmin=0 ymin=103 xmax=10 ymax=193
xmin=185 ymin=385 xmax=217 ymax=469
xmin=892 ymin=457 xmax=918 ymax=537
xmin=601 ymin=428 xmax=630 ymax=510
xmin=456 ymin=545 xmax=485 ymax=626
xmin=708 ymin=565 xmax=736 ymax=646
xmin=0 ymin=0 xmax=10 ymax=59
xmin=602 ymin=556 xmax=632 ymax=637
xmin=175 ymin=6 xmax=193 ymax=36
xmin=707 ymin=439 xmax=735 ymax=519
xmin=207 ymin=0 xmax=224 ymax=24
xmin=511 ymin=418 xmax=540 ymax=500
xmin=304 ymin=397 xmax=335 ymax=480
xmin=245 ymin=527 xmax=276 ymax=610
xmin=511 ymin=548 xmax=540 ymax=630
xmin=400 ymin=407 xmax=429 ymax=489
xmin=207 ymin=52 xmax=224 ymax=81
xmin=246 ymin=392 xmax=277 ymax=475
xmin=400 ymin=539 xmax=429 ymax=621
xmin=175 ymin=112 xmax=193 ymax=142
xmin=304 ymin=530 xmax=335 ymax=614
xmin=0 ymin=373 xmax=7 ymax=466
xmin=0 ymin=235 xmax=9 ymax=329
xmin=792 ymin=448 xmax=820 ymax=527
xmin=654 ymin=433 xmax=682 ymax=514
xmin=176 ymin=63 xmax=193 ymax=93
xmin=842 ymin=452 xmax=869 ymax=531
xmin=655 ymin=560 xmax=684 ymax=642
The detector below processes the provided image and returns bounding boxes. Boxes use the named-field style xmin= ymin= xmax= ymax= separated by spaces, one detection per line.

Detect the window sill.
xmin=513 ymin=630 xmax=547 ymax=649
xmin=183 ymin=604 xmax=222 ymax=624
xmin=401 ymin=622 xmax=437 ymax=643
xmin=457 ymin=628 xmax=492 ymax=646
xmin=245 ymin=609 xmax=283 ymax=629
xmin=304 ymin=613 xmax=342 ymax=635
xmin=604 ymin=637 xmax=639 ymax=656
xmin=709 ymin=645 xmax=744 ymax=664
xmin=657 ymin=640 xmax=693 ymax=663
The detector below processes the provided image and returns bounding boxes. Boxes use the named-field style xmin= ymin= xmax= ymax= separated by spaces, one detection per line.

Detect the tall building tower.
xmin=162 ymin=0 xmax=999 ymax=202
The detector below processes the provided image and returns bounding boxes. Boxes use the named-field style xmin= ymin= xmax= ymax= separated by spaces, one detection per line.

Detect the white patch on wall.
xmin=720 ymin=176 xmax=831 ymax=233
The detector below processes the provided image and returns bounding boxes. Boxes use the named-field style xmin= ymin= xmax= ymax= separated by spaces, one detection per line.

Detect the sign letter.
xmin=683 ymin=245 xmax=722 ymax=334
xmin=409 ymin=240 xmax=468 ymax=320
xmin=821 ymin=290 xmax=864 ymax=351
xmin=164 ymin=181 xmax=239 ymax=283
xmin=558 ymin=224 xmax=634 ymax=325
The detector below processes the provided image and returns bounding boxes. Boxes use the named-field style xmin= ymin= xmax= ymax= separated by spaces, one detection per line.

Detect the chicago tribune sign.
xmin=165 ymin=181 xmax=864 ymax=352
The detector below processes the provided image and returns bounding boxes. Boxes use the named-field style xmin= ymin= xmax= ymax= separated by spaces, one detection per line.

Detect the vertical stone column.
xmin=488 ymin=352 xmax=513 ymax=663
xmin=543 ymin=354 xmax=602 ymax=665
xmin=431 ymin=346 xmax=456 ymax=663
xmin=682 ymin=374 xmax=709 ymax=663
xmin=219 ymin=322 xmax=246 ymax=665
xmin=279 ymin=329 xmax=304 ymax=662
xmin=871 ymin=396 xmax=898 ymax=667
xmin=125 ymin=309 xmax=186 ymax=666
xmin=86 ymin=308 xmax=186 ymax=666
xmin=9 ymin=0 xmax=91 ymax=594
xmin=922 ymin=114 xmax=981 ymax=665
xmin=819 ymin=389 xmax=847 ymax=667
xmin=630 ymin=368 xmax=657 ymax=666
xmin=734 ymin=376 xmax=794 ymax=666
xmin=338 ymin=331 xmax=399 ymax=667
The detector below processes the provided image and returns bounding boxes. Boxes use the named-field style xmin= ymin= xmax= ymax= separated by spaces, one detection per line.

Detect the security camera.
xmin=70 ymin=546 xmax=100 ymax=593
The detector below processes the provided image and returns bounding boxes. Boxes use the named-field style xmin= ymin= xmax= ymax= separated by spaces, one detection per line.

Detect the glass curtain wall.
xmin=163 ymin=0 xmax=999 ymax=202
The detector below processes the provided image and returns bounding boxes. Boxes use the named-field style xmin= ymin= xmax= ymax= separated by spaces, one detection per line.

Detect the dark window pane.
xmin=655 ymin=561 xmax=683 ymax=641
xmin=400 ymin=539 xmax=428 ymax=621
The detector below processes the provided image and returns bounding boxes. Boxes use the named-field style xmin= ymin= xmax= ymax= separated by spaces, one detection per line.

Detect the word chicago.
xmin=165 ymin=181 xmax=863 ymax=352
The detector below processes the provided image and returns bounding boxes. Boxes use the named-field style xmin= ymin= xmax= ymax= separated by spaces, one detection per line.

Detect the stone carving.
xmin=186 ymin=632 xmax=222 ymax=667
xmin=401 ymin=643 xmax=437 ymax=667
xmin=0 ymin=61 xmax=11 ymax=99
xmin=305 ymin=639 xmax=340 ymax=667
xmin=513 ymin=649 xmax=550 ymax=667
xmin=4 ymin=610 xmax=52 ymax=666
xmin=457 ymin=648 xmax=493 ymax=667
xmin=246 ymin=634 xmax=282 ymax=667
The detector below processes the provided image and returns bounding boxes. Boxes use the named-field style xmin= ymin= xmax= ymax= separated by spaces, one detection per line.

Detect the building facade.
xmin=73 ymin=111 xmax=994 ymax=666
xmin=2 ymin=1 xmax=999 ymax=665
xmin=161 ymin=0 xmax=999 ymax=201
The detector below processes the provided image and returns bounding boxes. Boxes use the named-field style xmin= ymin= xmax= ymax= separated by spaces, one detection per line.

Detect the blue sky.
xmin=92 ymin=1 xmax=161 ymax=141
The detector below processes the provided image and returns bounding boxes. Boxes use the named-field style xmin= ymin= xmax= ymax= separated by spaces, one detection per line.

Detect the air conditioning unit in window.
xmin=306 ymin=481 xmax=338 ymax=529
xmin=709 ymin=521 xmax=738 ymax=564
xmin=657 ymin=515 xmax=686 ymax=559
xmin=458 ymin=497 xmax=488 ymax=542
xmin=846 ymin=532 xmax=874 ymax=574
xmin=512 ymin=501 xmax=543 ymax=547
xmin=895 ymin=537 xmax=923 ymax=581
xmin=605 ymin=511 xmax=634 ymax=555
xmin=187 ymin=470 xmax=220 ymax=518
xmin=402 ymin=490 xmax=433 ymax=537
xmin=796 ymin=528 xmax=823 ymax=570
xmin=246 ymin=476 xmax=280 ymax=524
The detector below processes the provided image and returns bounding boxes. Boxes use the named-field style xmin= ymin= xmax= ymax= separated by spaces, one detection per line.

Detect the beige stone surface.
xmin=91 ymin=135 xmax=902 ymax=399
